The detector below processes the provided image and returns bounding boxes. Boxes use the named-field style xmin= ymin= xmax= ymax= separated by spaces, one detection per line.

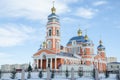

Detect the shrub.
xmin=38 ymin=70 xmax=43 ymax=78
xmin=28 ymin=63 xmax=32 ymax=72
xmin=0 ymin=70 xmax=2 ymax=79
xmin=116 ymin=74 xmax=119 ymax=80
xmin=51 ymin=70 xmax=55 ymax=78
xmin=92 ymin=68 xmax=95 ymax=79
xmin=105 ymin=70 xmax=109 ymax=78
xmin=10 ymin=68 xmax=17 ymax=79
xmin=27 ymin=71 xmax=31 ymax=79
xmin=65 ymin=68 xmax=69 ymax=78
xmin=78 ymin=69 xmax=83 ymax=77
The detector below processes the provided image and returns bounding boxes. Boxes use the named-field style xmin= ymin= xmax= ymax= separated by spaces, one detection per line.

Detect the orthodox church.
xmin=33 ymin=4 xmax=106 ymax=72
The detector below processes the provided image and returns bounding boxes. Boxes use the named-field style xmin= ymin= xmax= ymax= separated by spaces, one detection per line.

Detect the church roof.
xmin=33 ymin=49 xmax=56 ymax=56
xmin=57 ymin=52 xmax=77 ymax=58
xmin=97 ymin=44 xmax=105 ymax=50
xmin=48 ymin=13 xmax=59 ymax=20
xmin=67 ymin=36 xmax=85 ymax=44
xmin=108 ymin=62 xmax=120 ymax=64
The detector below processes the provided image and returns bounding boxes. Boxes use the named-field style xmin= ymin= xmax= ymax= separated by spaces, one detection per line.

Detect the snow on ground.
xmin=0 ymin=72 xmax=117 ymax=80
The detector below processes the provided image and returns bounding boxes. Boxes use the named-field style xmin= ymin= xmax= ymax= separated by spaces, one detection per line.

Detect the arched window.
xmin=72 ymin=40 xmax=76 ymax=46
xmin=48 ymin=29 xmax=52 ymax=36
xmin=47 ymin=41 xmax=52 ymax=49
xmin=78 ymin=47 xmax=80 ymax=52
xmin=72 ymin=47 xmax=76 ymax=54
xmin=56 ymin=30 xmax=59 ymax=36
xmin=84 ymin=49 xmax=86 ymax=55
xmin=43 ymin=55 xmax=46 ymax=59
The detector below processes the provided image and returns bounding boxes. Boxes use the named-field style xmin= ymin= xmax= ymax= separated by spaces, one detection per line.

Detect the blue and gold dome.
xmin=67 ymin=29 xmax=85 ymax=44
xmin=84 ymin=34 xmax=91 ymax=44
xmin=48 ymin=3 xmax=59 ymax=21
xmin=67 ymin=29 xmax=93 ymax=45
xmin=97 ymin=40 xmax=105 ymax=50
xmin=67 ymin=36 xmax=85 ymax=44
xmin=48 ymin=13 xmax=59 ymax=20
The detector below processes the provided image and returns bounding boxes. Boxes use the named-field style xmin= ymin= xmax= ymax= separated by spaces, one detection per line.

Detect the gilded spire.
xmin=78 ymin=29 xmax=82 ymax=36
xmin=99 ymin=40 xmax=102 ymax=45
xmin=51 ymin=1 xmax=56 ymax=13
xmin=84 ymin=29 xmax=88 ymax=40
xmin=85 ymin=34 xmax=88 ymax=40
xmin=43 ymin=41 xmax=46 ymax=48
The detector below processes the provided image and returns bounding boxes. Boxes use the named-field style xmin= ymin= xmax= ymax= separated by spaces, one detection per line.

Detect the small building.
xmin=1 ymin=64 xmax=11 ymax=72
xmin=107 ymin=62 xmax=120 ymax=73
xmin=1 ymin=64 xmax=29 ymax=72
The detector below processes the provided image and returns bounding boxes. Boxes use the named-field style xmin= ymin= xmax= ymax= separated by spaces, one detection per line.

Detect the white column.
xmin=41 ymin=58 xmax=42 ymax=69
xmin=55 ymin=58 xmax=57 ymax=70
xmin=46 ymin=58 xmax=48 ymax=68
xmin=36 ymin=59 xmax=38 ymax=68
xmin=51 ymin=58 xmax=52 ymax=69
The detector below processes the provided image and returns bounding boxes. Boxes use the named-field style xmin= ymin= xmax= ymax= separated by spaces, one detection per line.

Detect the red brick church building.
xmin=33 ymin=3 xmax=106 ymax=72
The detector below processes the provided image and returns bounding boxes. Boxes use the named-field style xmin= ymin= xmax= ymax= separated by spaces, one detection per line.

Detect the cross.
xmin=52 ymin=1 xmax=55 ymax=7
xmin=85 ymin=29 xmax=88 ymax=34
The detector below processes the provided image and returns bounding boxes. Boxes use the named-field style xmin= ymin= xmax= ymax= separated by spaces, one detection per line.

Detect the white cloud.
xmin=93 ymin=1 xmax=107 ymax=6
xmin=0 ymin=23 xmax=37 ymax=47
xmin=0 ymin=0 xmax=70 ymax=20
xmin=61 ymin=17 xmax=78 ymax=23
xmin=75 ymin=7 xmax=98 ymax=19
xmin=60 ymin=0 xmax=78 ymax=3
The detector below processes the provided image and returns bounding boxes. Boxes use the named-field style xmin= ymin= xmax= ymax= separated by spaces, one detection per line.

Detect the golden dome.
xmin=43 ymin=41 xmax=46 ymax=48
xmin=78 ymin=29 xmax=82 ymax=36
xmin=51 ymin=1 xmax=56 ymax=13
xmin=51 ymin=7 xmax=56 ymax=13
xmin=84 ymin=34 xmax=88 ymax=40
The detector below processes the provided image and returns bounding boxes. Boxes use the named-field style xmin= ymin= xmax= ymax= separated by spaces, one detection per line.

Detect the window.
xmin=84 ymin=62 xmax=86 ymax=64
xmin=49 ymin=29 xmax=52 ymax=36
xmin=84 ymin=49 xmax=86 ymax=55
xmin=48 ymin=58 xmax=51 ymax=68
xmin=56 ymin=30 xmax=60 ymax=36
xmin=72 ymin=40 xmax=76 ymax=46
xmin=47 ymin=41 xmax=52 ymax=49
xmin=111 ymin=65 xmax=113 ymax=68
xmin=43 ymin=55 xmax=46 ymax=59
xmin=117 ymin=65 xmax=119 ymax=68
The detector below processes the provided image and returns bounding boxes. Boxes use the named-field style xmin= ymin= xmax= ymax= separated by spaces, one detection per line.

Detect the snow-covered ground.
xmin=0 ymin=72 xmax=117 ymax=80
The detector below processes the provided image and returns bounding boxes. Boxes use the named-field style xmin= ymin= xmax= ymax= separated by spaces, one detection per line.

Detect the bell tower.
xmin=97 ymin=40 xmax=106 ymax=58
xmin=97 ymin=40 xmax=106 ymax=71
xmin=46 ymin=2 xmax=60 ymax=53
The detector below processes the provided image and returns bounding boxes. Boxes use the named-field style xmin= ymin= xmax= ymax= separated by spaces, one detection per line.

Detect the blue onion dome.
xmin=83 ymin=34 xmax=93 ymax=47
xmin=78 ymin=29 xmax=82 ymax=36
xmin=67 ymin=29 xmax=85 ymax=45
xmin=48 ymin=6 xmax=59 ymax=21
xmin=84 ymin=34 xmax=89 ymax=41
xmin=97 ymin=40 xmax=105 ymax=50
xmin=84 ymin=34 xmax=90 ymax=43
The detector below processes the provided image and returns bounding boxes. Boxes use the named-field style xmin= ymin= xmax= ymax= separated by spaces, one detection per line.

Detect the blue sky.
xmin=0 ymin=0 xmax=120 ymax=66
